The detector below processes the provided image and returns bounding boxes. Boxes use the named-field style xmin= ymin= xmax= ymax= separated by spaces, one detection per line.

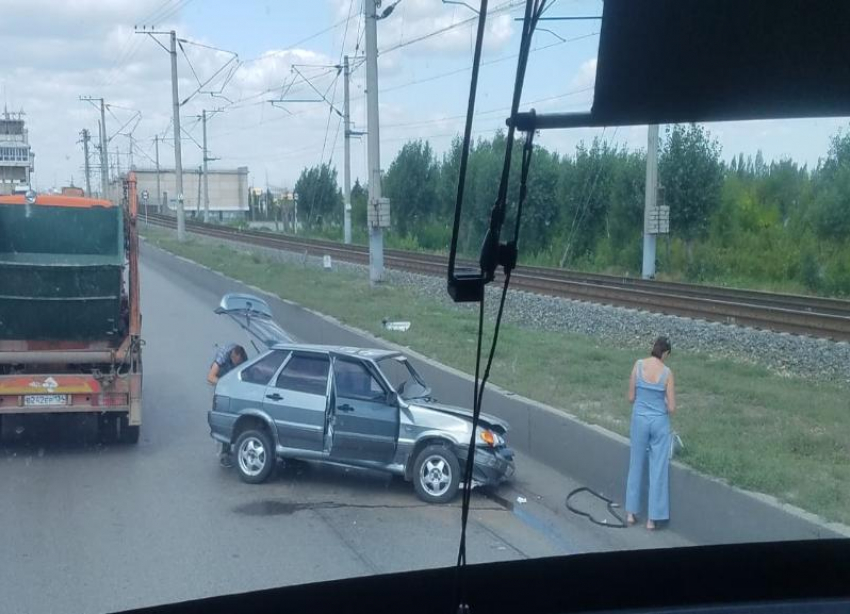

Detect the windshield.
xmin=1 ymin=1 xmax=848 ymax=614
xmin=377 ymin=355 xmax=430 ymax=400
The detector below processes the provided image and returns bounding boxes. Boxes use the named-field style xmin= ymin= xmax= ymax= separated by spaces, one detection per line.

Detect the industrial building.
xmin=0 ymin=109 xmax=35 ymax=195
xmin=129 ymin=167 xmax=249 ymax=220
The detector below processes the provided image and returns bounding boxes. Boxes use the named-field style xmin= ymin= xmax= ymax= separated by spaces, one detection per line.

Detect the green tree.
xmin=294 ymin=164 xmax=343 ymax=229
xmin=350 ymin=178 xmax=368 ymax=230
xmin=659 ymin=124 xmax=724 ymax=244
xmin=382 ymin=140 xmax=439 ymax=235
xmin=736 ymin=152 xmax=747 ymax=178
xmin=437 ymin=138 xmax=462 ymax=220
xmin=557 ymin=138 xmax=626 ymax=266
xmin=812 ymin=128 xmax=850 ymax=241
xmin=758 ymin=158 xmax=809 ymax=222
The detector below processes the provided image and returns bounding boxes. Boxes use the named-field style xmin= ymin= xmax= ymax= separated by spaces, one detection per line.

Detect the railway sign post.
xmin=368 ymin=197 xmax=391 ymax=229
xmin=646 ymin=204 xmax=670 ymax=234
xmin=141 ymin=190 xmax=149 ymax=225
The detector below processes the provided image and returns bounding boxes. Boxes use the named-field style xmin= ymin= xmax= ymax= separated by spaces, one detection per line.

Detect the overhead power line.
xmin=379 ymin=0 xmax=524 ymax=55
xmin=379 ymin=31 xmax=597 ymax=95
xmin=241 ymin=13 xmax=360 ymax=64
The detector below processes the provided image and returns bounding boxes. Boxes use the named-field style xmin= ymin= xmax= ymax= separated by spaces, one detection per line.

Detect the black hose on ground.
xmin=565 ymin=487 xmax=628 ymax=529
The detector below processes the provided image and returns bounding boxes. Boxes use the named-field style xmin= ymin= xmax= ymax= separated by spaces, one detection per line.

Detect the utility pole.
xmin=128 ymin=136 xmax=134 ymax=169
xmin=642 ymin=124 xmax=659 ymax=279
xmin=365 ymin=0 xmax=384 ymax=283
xmin=97 ymin=120 xmax=104 ymax=197
xmin=80 ymin=97 xmax=109 ymax=198
xmin=343 ymin=56 xmax=367 ymax=245
xmin=343 ymin=56 xmax=353 ymax=244
xmin=154 ymin=135 xmax=161 ymax=210
xmin=202 ymin=109 xmax=210 ymax=223
xmin=170 ymin=30 xmax=185 ymax=240
xmin=200 ymin=109 xmax=221 ymax=223
xmin=99 ymin=100 xmax=108 ymax=198
xmin=136 ymin=28 xmax=186 ymax=238
xmin=80 ymin=129 xmax=92 ymax=197
xmin=272 ymin=63 xmax=356 ymax=241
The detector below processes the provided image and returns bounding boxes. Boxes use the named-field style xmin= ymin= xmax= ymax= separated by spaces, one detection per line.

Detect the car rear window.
xmin=275 ymin=353 xmax=330 ymax=395
xmin=241 ymin=350 xmax=288 ymax=385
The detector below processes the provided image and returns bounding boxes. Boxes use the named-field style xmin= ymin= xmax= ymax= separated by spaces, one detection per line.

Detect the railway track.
xmin=143 ymin=213 xmax=850 ymax=342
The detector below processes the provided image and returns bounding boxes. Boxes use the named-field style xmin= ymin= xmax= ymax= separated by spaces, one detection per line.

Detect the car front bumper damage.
xmin=468 ymin=445 xmax=515 ymax=488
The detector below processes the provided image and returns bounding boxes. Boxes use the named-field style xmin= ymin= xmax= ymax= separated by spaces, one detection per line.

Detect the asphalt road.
xmin=0 ymin=247 xmax=688 ymax=614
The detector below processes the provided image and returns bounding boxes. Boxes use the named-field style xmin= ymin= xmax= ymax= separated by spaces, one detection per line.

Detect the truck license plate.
xmin=24 ymin=395 xmax=68 ymax=406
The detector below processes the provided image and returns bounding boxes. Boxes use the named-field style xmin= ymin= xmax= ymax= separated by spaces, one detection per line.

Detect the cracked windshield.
xmin=1 ymin=0 xmax=848 ymax=612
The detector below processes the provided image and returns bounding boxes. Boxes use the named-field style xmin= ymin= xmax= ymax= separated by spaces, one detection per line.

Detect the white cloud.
xmin=384 ymin=2 xmax=514 ymax=56
xmin=570 ymin=57 xmax=597 ymax=91
xmin=6 ymin=0 xmax=837 ymax=193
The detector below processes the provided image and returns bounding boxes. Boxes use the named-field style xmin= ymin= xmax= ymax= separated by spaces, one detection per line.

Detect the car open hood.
xmin=417 ymin=401 xmax=509 ymax=435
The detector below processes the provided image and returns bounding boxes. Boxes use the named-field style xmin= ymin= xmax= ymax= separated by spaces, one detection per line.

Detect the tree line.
xmin=289 ymin=123 xmax=850 ymax=296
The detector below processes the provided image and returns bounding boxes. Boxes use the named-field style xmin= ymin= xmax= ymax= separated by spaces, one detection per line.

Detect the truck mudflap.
xmin=0 ymin=374 xmax=133 ymax=414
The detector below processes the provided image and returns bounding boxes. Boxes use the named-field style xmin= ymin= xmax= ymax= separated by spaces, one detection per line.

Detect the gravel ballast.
xmin=160 ymin=228 xmax=850 ymax=386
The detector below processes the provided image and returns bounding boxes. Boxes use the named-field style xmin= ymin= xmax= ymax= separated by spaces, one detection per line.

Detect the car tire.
xmin=234 ymin=429 xmax=275 ymax=484
xmin=413 ymin=444 xmax=460 ymax=504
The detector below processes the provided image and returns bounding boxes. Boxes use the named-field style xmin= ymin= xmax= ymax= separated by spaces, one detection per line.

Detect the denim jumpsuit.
xmin=625 ymin=359 xmax=672 ymax=521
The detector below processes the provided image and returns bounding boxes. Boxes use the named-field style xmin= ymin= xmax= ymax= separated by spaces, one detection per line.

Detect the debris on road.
xmin=382 ymin=318 xmax=411 ymax=332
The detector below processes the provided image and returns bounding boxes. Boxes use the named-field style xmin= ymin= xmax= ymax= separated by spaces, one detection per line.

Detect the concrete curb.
xmin=140 ymin=236 xmax=850 ymax=543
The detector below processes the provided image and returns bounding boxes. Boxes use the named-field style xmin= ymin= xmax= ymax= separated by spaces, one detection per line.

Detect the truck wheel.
xmin=100 ymin=414 xmax=139 ymax=444
xmin=98 ymin=414 xmax=119 ymax=444
xmin=234 ymin=429 xmax=275 ymax=484
xmin=413 ymin=445 xmax=460 ymax=504
xmin=118 ymin=415 xmax=140 ymax=444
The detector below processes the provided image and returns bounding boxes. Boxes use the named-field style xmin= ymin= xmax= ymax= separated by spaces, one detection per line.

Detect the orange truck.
xmin=0 ymin=174 xmax=142 ymax=442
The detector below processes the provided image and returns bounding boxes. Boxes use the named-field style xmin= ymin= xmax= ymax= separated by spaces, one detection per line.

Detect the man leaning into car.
xmin=207 ymin=343 xmax=248 ymax=467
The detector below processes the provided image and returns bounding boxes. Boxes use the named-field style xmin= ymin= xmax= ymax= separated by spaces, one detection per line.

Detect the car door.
xmin=263 ymin=351 xmax=330 ymax=453
xmin=330 ymin=356 xmax=398 ymax=464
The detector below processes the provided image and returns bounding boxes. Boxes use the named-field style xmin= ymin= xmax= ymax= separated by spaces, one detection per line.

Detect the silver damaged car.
xmin=208 ymin=293 xmax=515 ymax=503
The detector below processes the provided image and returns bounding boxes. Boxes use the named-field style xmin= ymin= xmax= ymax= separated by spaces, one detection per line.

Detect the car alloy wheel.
xmin=234 ymin=428 xmax=275 ymax=484
xmin=413 ymin=444 xmax=460 ymax=503
xmin=239 ymin=437 xmax=266 ymax=476
xmin=420 ymin=455 xmax=452 ymax=497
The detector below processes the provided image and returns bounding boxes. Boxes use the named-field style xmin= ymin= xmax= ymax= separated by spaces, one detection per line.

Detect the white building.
xmin=0 ymin=110 xmax=35 ymax=195
xmin=129 ymin=167 xmax=249 ymax=220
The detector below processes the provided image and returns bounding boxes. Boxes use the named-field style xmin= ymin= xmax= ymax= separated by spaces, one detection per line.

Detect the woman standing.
xmin=625 ymin=336 xmax=676 ymax=530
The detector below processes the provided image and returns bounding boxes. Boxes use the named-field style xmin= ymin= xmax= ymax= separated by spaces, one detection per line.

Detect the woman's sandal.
xmin=646 ymin=520 xmax=657 ymax=531
xmin=626 ymin=513 xmax=637 ymax=526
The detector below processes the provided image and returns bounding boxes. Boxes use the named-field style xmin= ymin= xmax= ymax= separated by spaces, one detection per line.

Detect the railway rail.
xmin=143 ymin=213 xmax=850 ymax=342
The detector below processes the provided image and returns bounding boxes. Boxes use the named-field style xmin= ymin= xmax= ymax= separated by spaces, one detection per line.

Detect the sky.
xmin=3 ymin=0 xmax=848 ymax=193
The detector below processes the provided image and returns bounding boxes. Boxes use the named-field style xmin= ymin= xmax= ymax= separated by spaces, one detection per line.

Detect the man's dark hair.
xmin=231 ymin=345 xmax=248 ymax=362
xmin=651 ymin=336 xmax=672 ymax=359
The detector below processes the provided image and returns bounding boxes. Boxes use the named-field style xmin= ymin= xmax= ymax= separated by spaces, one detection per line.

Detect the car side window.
xmin=275 ymin=353 xmax=330 ymax=396
xmin=241 ymin=350 xmax=288 ymax=385
xmin=334 ymin=359 xmax=387 ymax=402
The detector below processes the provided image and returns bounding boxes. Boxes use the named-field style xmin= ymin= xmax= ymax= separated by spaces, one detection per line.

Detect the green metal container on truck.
xmin=0 ymin=195 xmax=125 ymax=341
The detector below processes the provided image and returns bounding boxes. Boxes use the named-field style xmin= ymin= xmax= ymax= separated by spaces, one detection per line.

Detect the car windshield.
xmin=377 ymin=355 xmax=430 ymax=400
xmin=2 ymin=1 xmax=848 ymax=614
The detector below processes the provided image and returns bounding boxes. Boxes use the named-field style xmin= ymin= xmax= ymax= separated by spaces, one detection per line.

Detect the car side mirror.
xmin=387 ymin=391 xmax=399 ymax=406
